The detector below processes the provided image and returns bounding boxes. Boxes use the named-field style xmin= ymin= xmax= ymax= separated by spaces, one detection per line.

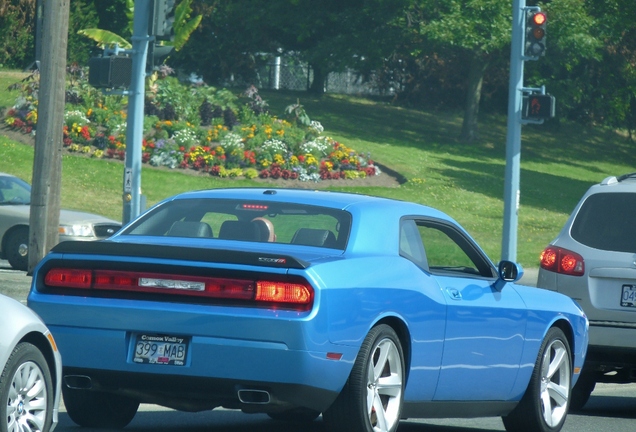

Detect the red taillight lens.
xmin=540 ymin=246 xmax=585 ymax=276
xmin=45 ymin=268 xmax=92 ymax=288
xmin=43 ymin=268 xmax=313 ymax=309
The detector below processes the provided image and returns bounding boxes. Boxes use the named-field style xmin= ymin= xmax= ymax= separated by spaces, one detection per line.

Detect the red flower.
xmin=259 ymin=169 xmax=270 ymax=178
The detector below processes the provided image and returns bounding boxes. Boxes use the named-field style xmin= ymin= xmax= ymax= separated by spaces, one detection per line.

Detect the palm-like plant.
xmin=78 ymin=0 xmax=202 ymax=53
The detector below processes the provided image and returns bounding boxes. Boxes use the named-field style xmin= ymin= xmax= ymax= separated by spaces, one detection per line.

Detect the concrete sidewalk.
xmin=520 ymin=267 xmax=539 ymax=287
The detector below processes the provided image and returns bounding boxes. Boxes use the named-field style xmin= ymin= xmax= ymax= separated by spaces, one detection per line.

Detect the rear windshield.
xmin=571 ymin=192 xmax=636 ymax=253
xmin=121 ymin=198 xmax=351 ymax=250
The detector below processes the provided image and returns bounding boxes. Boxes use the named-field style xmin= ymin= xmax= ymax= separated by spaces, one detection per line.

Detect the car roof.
xmin=167 ymin=187 xmax=452 ymax=218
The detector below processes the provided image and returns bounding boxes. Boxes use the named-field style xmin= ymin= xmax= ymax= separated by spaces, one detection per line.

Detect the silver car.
xmin=0 ymin=173 xmax=121 ymax=271
xmin=0 ymin=293 xmax=62 ymax=432
xmin=538 ymin=172 xmax=636 ymax=409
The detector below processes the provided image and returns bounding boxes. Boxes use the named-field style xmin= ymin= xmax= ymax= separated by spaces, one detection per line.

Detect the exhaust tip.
xmin=237 ymin=389 xmax=271 ymax=404
xmin=64 ymin=375 xmax=93 ymax=390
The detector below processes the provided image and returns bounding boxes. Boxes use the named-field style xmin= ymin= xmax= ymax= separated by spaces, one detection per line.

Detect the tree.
xmin=175 ymin=0 xmax=409 ymax=92
xmin=412 ymin=0 xmax=512 ymax=142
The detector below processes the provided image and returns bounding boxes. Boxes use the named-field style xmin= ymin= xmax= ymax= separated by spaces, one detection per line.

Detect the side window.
xmin=401 ymin=218 xmax=494 ymax=278
xmin=417 ymin=224 xmax=479 ymax=274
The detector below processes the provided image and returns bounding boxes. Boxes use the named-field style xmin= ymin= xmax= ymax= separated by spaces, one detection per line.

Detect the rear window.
xmin=570 ymin=192 xmax=636 ymax=253
xmin=121 ymin=198 xmax=350 ymax=250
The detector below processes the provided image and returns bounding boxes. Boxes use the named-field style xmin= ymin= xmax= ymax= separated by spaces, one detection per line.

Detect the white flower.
xmin=299 ymin=138 xmax=330 ymax=156
xmin=172 ymin=129 xmax=198 ymax=147
xmin=220 ymin=132 xmax=244 ymax=152
xmin=261 ymin=139 xmax=288 ymax=155
xmin=309 ymin=120 xmax=324 ymax=133
xmin=64 ymin=110 xmax=90 ymax=125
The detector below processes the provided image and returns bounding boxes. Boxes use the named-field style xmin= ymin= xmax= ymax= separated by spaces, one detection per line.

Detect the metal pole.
xmin=123 ymin=0 xmax=151 ymax=224
xmin=502 ymin=0 xmax=526 ymax=262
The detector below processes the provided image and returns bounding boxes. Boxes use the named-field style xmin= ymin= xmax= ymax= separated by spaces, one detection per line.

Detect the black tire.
xmin=267 ymin=408 xmax=321 ymax=423
xmin=323 ymin=324 xmax=405 ymax=432
xmin=569 ymin=372 xmax=596 ymax=411
xmin=0 ymin=342 xmax=54 ymax=432
xmin=63 ymin=386 xmax=139 ymax=429
xmin=503 ymin=327 xmax=572 ymax=432
xmin=5 ymin=227 xmax=28 ymax=271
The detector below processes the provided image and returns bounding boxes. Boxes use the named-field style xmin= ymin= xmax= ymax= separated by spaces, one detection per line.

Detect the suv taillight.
xmin=540 ymin=246 xmax=585 ymax=276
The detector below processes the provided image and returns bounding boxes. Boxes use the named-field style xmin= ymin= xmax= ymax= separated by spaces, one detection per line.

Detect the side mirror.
xmin=498 ymin=260 xmax=524 ymax=283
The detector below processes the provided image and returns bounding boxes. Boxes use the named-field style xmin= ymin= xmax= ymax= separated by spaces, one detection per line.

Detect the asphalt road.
xmin=48 ymin=383 xmax=636 ymax=432
xmin=2 ymin=262 xmax=636 ymax=431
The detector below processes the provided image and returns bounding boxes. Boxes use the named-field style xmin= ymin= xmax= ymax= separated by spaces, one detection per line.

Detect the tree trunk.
xmin=309 ymin=62 xmax=326 ymax=95
xmin=460 ymin=52 xmax=490 ymax=143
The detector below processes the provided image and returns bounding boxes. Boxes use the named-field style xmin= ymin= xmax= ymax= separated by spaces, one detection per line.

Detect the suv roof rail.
xmin=616 ymin=172 xmax=636 ymax=182
xmin=600 ymin=172 xmax=636 ymax=185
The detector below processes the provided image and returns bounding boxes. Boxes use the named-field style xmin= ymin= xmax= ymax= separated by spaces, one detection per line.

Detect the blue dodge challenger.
xmin=27 ymin=188 xmax=588 ymax=432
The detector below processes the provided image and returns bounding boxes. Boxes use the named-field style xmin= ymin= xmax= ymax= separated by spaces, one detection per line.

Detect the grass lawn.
xmin=1 ymin=70 xmax=633 ymax=268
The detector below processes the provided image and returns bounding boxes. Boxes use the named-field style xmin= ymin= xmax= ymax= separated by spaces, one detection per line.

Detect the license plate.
xmin=620 ymin=285 xmax=636 ymax=307
xmin=133 ymin=334 xmax=188 ymax=366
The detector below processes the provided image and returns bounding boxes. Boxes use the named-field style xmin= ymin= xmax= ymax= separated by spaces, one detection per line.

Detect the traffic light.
xmin=146 ymin=44 xmax=175 ymax=74
xmin=525 ymin=11 xmax=547 ymax=58
xmin=88 ymin=56 xmax=132 ymax=89
xmin=522 ymin=94 xmax=555 ymax=120
xmin=151 ymin=0 xmax=177 ymax=41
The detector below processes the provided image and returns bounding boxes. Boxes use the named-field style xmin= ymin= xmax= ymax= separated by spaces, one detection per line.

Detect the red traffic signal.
xmin=522 ymin=94 xmax=555 ymax=120
xmin=525 ymin=11 xmax=547 ymax=58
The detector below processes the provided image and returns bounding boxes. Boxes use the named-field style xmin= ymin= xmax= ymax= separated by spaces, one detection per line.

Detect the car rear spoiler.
xmin=49 ymin=241 xmax=310 ymax=270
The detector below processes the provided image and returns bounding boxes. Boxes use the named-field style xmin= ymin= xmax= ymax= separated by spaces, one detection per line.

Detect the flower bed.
xmin=4 ymin=69 xmax=380 ymax=182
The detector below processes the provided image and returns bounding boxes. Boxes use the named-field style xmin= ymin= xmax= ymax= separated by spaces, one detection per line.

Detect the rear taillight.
xmin=539 ymin=246 xmax=585 ymax=276
xmin=43 ymin=268 xmax=314 ymax=310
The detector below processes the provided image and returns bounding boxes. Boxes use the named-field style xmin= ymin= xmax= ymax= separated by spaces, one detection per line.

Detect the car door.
xmin=404 ymin=218 xmax=528 ymax=401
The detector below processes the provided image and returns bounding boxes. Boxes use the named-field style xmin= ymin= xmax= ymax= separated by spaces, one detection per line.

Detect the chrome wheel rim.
xmin=366 ymin=338 xmax=403 ymax=432
xmin=540 ymin=339 xmax=571 ymax=427
xmin=6 ymin=361 xmax=48 ymax=432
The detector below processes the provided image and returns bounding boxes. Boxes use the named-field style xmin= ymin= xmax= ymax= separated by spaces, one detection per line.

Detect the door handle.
xmin=446 ymin=288 xmax=462 ymax=300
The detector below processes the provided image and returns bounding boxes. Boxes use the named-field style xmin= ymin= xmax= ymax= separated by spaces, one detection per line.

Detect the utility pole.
xmin=28 ymin=0 xmax=70 ymax=273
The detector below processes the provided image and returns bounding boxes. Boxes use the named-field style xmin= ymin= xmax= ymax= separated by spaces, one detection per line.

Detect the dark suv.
xmin=538 ymin=173 xmax=636 ymax=409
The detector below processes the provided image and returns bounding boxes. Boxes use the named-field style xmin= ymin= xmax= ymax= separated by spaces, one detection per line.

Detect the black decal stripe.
xmin=50 ymin=241 xmax=309 ymax=269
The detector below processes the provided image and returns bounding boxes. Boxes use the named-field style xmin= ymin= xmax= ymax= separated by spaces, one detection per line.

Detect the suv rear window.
xmin=570 ymin=192 xmax=636 ymax=253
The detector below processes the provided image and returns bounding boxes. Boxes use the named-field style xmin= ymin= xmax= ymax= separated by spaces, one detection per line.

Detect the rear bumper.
xmin=62 ymin=366 xmax=337 ymax=413
xmin=583 ymin=323 xmax=636 ymax=382
xmin=43 ymin=315 xmax=354 ymax=413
